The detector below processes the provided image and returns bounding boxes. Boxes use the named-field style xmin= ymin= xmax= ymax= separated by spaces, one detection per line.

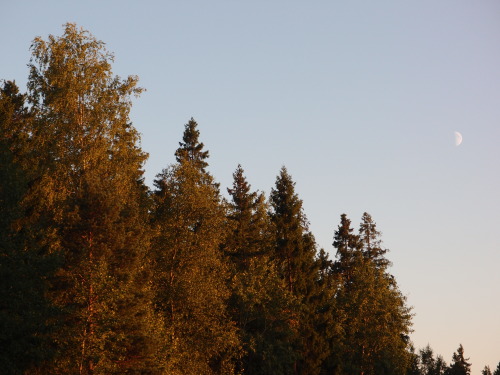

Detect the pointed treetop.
xmin=359 ymin=212 xmax=390 ymax=269
xmin=227 ymin=164 xmax=256 ymax=214
xmin=175 ymin=117 xmax=209 ymax=171
xmin=270 ymin=166 xmax=305 ymax=224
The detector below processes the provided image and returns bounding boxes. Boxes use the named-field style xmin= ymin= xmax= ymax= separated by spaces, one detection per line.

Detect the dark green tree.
xmin=0 ymin=80 xmax=59 ymax=374
xmin=151 ymin=120 xmax=239 ymax=375
xmin=446 ymin=345 xmax=471 ymax=375
xmin=419 ymin=345 xmax=447 ymax=375
xmin=482 ymin=366 xmax=492 ymax=375
xmin=269 ymin=167 xmax=332 ymax=375
xmin=225 ymin=164 xmax=296 ymax=375
xmin=24 ymin=24 xmax=160 ymax=373
xmin=494 ymin=362 xmax=500 ymax=375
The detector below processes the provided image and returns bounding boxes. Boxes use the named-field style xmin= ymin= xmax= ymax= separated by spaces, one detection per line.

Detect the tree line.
xmin=0 ymin=23 xmax=496 ymax=375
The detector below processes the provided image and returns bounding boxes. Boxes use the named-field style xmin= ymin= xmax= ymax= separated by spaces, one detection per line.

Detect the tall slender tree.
xmin=331 ymin=213 xmax=413 ymax=375
xmin=151 ymin=119 xmax=239 ymax=375
xmin=359 ymin=212 xmax=390 ymax=269
xmin=269 ymin=167 xmax=331 ymax=375
xmin=225 ymin=164 xmax=296 ymax=375
xmin=24 ymin=23 xmax=160 ymax=373
xmin=0 ymin=80 xmax=59 ymax=374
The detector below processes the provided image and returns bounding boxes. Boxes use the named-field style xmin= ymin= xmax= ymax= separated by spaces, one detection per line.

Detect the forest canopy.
xmin=0 ymin=23 xmax=495 ymax=375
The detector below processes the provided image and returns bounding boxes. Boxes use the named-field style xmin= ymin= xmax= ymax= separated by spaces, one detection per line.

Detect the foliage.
xmin=225 ymin=165 xmax=296 ymax=375
xmin=20 ymin=23 xmax=159 ymax=373
xmin=151 ymin=120 xmax=239 ymax=374
xmin=445 ymin=344 xmax=471 ymax=375
xmin=330 ymin=213 xmax=413 ymax=375
xmin=4 ymin=23 xmax=494 ymax=375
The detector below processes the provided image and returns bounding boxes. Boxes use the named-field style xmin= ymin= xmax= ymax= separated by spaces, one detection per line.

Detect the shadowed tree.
xmin=0 ymin=80 xmax=60 ymax=374
xmin=225 ymin=164 xmax=296 ymax=375
xmin=446 ymin=345 xmax=471 ymax=375
xmin=269 ymin=166 xmax=332 ymax=375
xmin=494 ymin=362 xmax=500 ymax=375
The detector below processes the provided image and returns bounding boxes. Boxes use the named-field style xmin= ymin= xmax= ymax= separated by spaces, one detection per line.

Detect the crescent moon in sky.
xmin=454 ymin=131 xmax=463 ymax=146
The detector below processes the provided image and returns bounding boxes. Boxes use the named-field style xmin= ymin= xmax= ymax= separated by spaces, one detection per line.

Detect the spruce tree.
xmin=23 ymin=24 xmax=160 ymax=373
xmin=269 ymin=166 xmax=331 ymax=375
xmin=151 ymin=119 xmax=239 ymax=375
xmin=482 ymin=366 xmax=492 ymax=375
xmin=494 ymin=362 xmax=500 ymax=375
xmin=0 ymin=80 xmax=59 ymax=373
xmin=331 ymin=213 xmax=413 ymax=375
xmin=359 ymin=212 xmax=390 ymax=269
xmin=225 ymin=164 xmax=295 ymax=375
xmin=446 ymin=345 xmax=471 ymax=375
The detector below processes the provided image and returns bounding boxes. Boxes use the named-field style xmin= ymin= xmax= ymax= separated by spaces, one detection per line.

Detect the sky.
xmin=2 ymin=1 xmax=499 ymax=372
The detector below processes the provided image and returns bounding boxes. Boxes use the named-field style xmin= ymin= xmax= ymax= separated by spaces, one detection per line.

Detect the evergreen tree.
xmin=0 ymin=80 xmax=59 ymax=374
xmin=24 ymin=23 xmax=160 ymax=373
xmin=151 ymin=120 xmax=239 ymax=375
xmin=359 ymin=212 xmax=390 ymax=269
xmin=406 ymin=345 xmax=422 ymax=375
xmin=269 ymin=167 xmax=331 ymax=375
xmin=225 ymin=164 xmax=296 ymax=375
xmin=482 ymin=366 xmax=492 ymax=375
xmin=174 ymin=117 xmax=209 ymax=172
xmin=419 ymin=345 xmax=447 ymax=375
xmin=446 ymin=345 xmax=471 ymax=375
xmin=494 ymin=362 xmax=500 ymax=375
xmin=331 ymin=213 xmax=413 ymax=375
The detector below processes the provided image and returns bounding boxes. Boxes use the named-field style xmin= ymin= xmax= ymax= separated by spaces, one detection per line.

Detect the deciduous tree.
xmin=24 ymin=23 xmax=160 ymax=373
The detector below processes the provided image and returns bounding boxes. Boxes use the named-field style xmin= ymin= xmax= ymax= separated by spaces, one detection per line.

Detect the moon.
xmin=454 ymin=131 xmax=463 ymax=146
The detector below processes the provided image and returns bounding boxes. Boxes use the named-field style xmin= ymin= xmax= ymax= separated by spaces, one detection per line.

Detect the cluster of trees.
xmin=407 ymin=344 xmax=500 ymax=375
xmin=0 ymin=23 xmax=494 ymax=375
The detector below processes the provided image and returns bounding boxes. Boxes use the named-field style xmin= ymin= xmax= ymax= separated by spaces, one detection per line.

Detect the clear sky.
xmin=2 ymin=1 xmax=499 ymax=372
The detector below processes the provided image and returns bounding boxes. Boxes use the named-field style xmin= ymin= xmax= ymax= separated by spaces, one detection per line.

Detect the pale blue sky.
xmin=2 ymin=1 xmax=499 ymax=372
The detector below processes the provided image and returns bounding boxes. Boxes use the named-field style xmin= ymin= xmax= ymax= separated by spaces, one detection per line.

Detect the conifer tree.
xmin=23 ymin=24 xmax=160 ymax=373
xmin=331 ymin=213 xmax=413 ymax=375
xmin=151 ymin=119 xmax=239 ymax=375
xmin=0 ymin=80 xmax=59 ymax=374
xmin=419 ymin=345 xmax=447 ymax=375
xmin=446 ymin=345 xmax=471 ymax=375
xmin=359 ymin=212 xmax=390 ymax=269
xmin=482 ymin=366 xmax=492 ymax=375
xmin=225 ymin=164 xmax=296 ymax=375
xmin=494 ymin=362 xmax=500 ymax=375
xmin=269 ymin=167 xmax=331 ymax=375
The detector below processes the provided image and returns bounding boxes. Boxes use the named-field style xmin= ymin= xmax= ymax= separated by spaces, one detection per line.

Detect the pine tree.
xmin=151 ymin=119 xmax=239 ymax=374
xmin=24 ymin=24 xmax=160 ymax=373
xmin=482 ymin=366 xmax=492 ymax=375
xmin=225 ymin=164 xmax=296 ymax=375
xmin=446 ymin=345 xmax=471 ymax=375
xmin=269 ymin=167 xmax=331 ymax=375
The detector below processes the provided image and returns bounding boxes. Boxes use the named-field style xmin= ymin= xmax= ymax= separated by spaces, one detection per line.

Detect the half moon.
xmin=454 ymin=131 xmax=463 ymax=146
